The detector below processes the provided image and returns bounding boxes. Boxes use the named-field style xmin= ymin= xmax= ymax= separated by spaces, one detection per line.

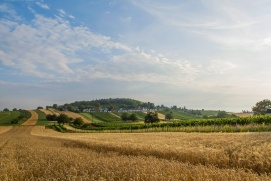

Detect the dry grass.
xmin=234 ymin=112 xmax=253 ymax=117
xmin=59 ymin=111 xmax=91 ymax=124
xmin=47 ymin=108 xmax=60 ymax=116
xmin=21 ymin=110 xmax=38 ymax=126
xmin=0 ymin=126 xmax=269 ymax=180
xmin=39 ymin=109 xmax=54 ymax=115
xmin=0 ymin=126 xmax=12 ymax=134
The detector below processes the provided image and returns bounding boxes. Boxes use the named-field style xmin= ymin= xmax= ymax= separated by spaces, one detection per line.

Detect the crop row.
xmin=76 ymin=115 xmax=271 ymax=131
xmin=91 ymin=112 xmax=122 ymax=122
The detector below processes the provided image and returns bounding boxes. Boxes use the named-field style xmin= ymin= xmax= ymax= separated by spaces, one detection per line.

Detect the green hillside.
xmin=158 ymin=110 xmax=200 ymax=120
xmin=54 ymin=98 xmax=155 ymax=112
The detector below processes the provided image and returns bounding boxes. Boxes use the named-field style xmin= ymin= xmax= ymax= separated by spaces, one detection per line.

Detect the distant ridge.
xmin=54 ymin=98 xmax=156 ymax=112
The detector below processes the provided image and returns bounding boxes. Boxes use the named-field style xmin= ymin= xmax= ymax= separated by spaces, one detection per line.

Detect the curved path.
xmin=21 ymin=110 xmax=38 ymax=126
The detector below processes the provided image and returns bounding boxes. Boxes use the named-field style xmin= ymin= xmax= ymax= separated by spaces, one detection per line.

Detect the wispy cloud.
xmin=58 ymin=9 xmax=75 ymax=19
xmin=0 ymin=3 xmax=21 ymax=20
xmin=0 ymin=6 xmax=203 ymax=85
xmin=35 ymin=2 xmax=49 ymax=10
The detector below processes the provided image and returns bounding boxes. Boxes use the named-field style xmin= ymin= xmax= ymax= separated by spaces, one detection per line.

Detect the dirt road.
xmin=21 ymin=110 xmax=38 ymax=126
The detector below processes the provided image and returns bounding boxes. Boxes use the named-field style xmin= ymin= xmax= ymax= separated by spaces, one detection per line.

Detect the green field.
xmin=158 ymin=110 xmax=200 ymax=120
xmin=34 ymin=109 xmax=48 ymax=126
xmin=115 ymin=111 xmax=146 ymax=121
xmin=80 ymin=113 xmax=103 ymax=123
xmin=200 ymin=110 xmax=220 ymax=116
xmin=90 ymin=112 xmax=122 ymax=122
xmin=0 ymin=111 xmax=21 ymax=125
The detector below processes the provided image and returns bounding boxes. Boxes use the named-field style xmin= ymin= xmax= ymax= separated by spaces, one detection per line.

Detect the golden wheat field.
xmin=0 ymin=112 xmax=271 ymax=180
xmin=46 ymin=108 xmax=91 ymax=123
xmin=0 ymin=127 xmax=270 ymax=180
xmin=39 ymin=109 xmax=54 ymax=115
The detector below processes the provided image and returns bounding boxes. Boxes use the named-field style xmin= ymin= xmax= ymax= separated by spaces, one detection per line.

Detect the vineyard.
xmin=91 ymin=112 xmax=122 ymax=122
xmin=79 ymin=113 xmax=103 ymax=123
xmin=63 ymin=115 xmax=271 ymax=133
xmin=115 ymin=111 xmax=146 ymax=121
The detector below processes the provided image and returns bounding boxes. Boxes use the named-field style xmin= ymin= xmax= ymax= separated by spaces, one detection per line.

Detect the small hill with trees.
xmin=48 ymin=98 xmax=156 ymax=112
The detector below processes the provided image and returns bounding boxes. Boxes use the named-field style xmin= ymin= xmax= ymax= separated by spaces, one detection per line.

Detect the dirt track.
xmin=21 ymin=110 xmax=38 ymax=126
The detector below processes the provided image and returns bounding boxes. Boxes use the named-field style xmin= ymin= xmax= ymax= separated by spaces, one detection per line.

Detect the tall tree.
xmin=252 ymin=99 xmax=271 ymax=115
xmin=144 ymin=112 xmax=159 ymax=123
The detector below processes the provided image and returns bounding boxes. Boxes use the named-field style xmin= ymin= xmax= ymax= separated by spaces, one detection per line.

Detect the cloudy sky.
xmin=1 ymin=0 xmax=271 ymax=111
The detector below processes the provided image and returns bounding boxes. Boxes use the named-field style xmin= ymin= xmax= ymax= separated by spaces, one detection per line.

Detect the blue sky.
xmin=1 ymin=0 xmax=271 ymax=111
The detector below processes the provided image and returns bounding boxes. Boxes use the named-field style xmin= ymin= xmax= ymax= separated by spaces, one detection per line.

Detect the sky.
xmin=1 ymin=0 xmax=271 ymax=112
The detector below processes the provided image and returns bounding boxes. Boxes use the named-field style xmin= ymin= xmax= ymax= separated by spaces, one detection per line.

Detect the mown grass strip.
xmin=80 ymin=113 xmax=104 ymax=123
xmin=34 ymin=109 xmax=48 ymax=126
xmin=0 ymin=111 xmax=21 ymax=126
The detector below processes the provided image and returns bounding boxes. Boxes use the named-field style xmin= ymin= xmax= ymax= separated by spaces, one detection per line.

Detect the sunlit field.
xmin=2 ymin=126 xmax=269 ymax=180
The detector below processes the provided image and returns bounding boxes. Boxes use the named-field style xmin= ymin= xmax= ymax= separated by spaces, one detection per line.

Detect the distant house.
xmin=266 ymin=109 xmax=271 ymax=115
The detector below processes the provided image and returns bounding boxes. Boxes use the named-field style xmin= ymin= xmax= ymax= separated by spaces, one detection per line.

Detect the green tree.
xmin=121 ymin=112 xmax=130 ymax=121
xmin=144 ymin=112 xmax=159 ymax=123
xmin=216 ymin=111 xmax=228 ymax=118
xmin=165 ymin=112 xmax=174 ymax=120
xmin=46 ymin=114 xmax=58 ymax=121
xmin=57 ymin=114 xmax=70 ymax=125
xmin=37 ymin=106 xmax=43 ymax=109
xmin=3 ymin=108 xmax=9 ymax=112
xmin=53 ymin=104 xmax=58 ymax=109
xmin=13 ymin=108 xmax=17 ymax=111
xmin=129 ymin=113 xmax=138 ymax=121
xmin=73 ymin=117 xmax=84 ymax=126
xmin=252 ymin=99 xmax=271 ymax=115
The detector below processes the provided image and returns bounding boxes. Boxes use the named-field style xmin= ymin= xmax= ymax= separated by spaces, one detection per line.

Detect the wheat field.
xmin=1 ymin=126 xmax=270 ymax=180
xmin=1 ymin=111 xmax=271 ymax=180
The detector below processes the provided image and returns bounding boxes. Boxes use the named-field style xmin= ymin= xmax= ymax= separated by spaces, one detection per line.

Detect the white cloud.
xmin=0 ymin=3 xmax=21 ymax=20
xmin=58 ymin=9 xmax=75 ymax=19
xmin=35 ymin=2 xmax=49 ymax=10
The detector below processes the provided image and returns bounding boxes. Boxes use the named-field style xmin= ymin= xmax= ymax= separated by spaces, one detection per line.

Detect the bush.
xmin=74 ymin=117 xmax=84 ymax=126
xmin=46 ymin=114 xmax=58 ymax=121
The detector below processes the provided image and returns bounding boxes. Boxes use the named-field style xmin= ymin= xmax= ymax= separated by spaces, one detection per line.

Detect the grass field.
xmin=91 ymin=112 xmax=122 ymax=122
xmin=80 ymin=113 xmax=103 ymax=123
xmin=0 ymin=111 xmax=21 ymax=125
xmin=158 ymin=110 xmax=199 ymax=120
xmin=34 ymin=109 xmax=48 ymax=126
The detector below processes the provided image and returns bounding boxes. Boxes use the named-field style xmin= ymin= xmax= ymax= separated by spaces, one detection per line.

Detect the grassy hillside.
xmin=54 ymin=98 xmax=156 ymax=111
xmin=34 ymin=109 xmax=48 ymax=126
xmin=0 ymin=111 xmax=21 ymax=125
xmin=80 ymin=113 xmax=103 ymax=123
xmin=115 ymin=111 xmax=146 ymax=121
xmin=158 ymin=110 xmax=200 ymax=120
xmin=200 ymin=110 xmax=220 ymax=117
xmin=91 ymin=112 xmax=122 ymax=122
